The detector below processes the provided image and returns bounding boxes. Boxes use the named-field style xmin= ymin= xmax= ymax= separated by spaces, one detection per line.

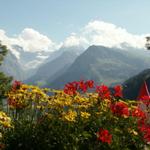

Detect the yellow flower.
xmin=114 ymin=128 xmax=122 ymax=133
xmin=0 ymin=111 xmax=12 ymax=128
xmin=7 ymin=83 xmax=50 ymax=109
xmin=1 ymin=122 xmax=12 ymax=128
xmin=0 ymin=132 xmax=2 ymax=139
xmin=132 ymin=130 xmax=138 ymax=136
xmin=81 ymin=111 xmax=91 ymax=119
xmin=96 ymin=112 xmax=102 ymax=116
xmin=62 ymin=110 xmax=77 ymax=122
xmin=128 ymin=128 xmax=138 ymax=136
xmin=36 ymin=105 xmax=44 ymax=110
xmin=44 ymin=113 xmax=53 ymax=119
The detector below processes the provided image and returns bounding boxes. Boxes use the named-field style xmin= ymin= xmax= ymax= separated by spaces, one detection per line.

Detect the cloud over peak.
xmin=63 ymin=33 xmax=88 ymax=47
xmin=63 ymin=20 xmax=146 ymax=49
xmin=18 ymin=28 xmax=55 ymax=52
xmin=0 ymin=20 xmax=148 ymax=59
xmin=0 ymin=28 xmax=57 ymax=58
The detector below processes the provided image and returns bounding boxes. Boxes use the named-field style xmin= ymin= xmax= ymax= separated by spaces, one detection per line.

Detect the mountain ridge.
xmin=47 ymin=45 xmax=150 ymax=89
xmin=123 ymin=69 xmax=150 ymax=100
xmin=26 ymin=46 xmax=84 ymax=86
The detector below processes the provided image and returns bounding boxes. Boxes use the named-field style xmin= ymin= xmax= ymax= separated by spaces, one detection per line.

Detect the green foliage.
xmin=2 ymin=82 xmax=149 ymax=150
xmin=0 ymin=42 xmax=12 ymax=103
xmin=0 ymin=43 xmax=8 ymax=65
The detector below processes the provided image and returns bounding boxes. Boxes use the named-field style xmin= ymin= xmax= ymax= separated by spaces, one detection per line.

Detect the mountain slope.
xmin=26 ymin=47 xmax=84 ymax=85
xmin=123 ymin=69 xmax=150 ymax=100
xmin=48 ymin=45 xmax=150 ymax=89
xmin=12 ymin=45 xmax=51 ymax=70
xmin=0 ymin=51 xmax=25 ymax=80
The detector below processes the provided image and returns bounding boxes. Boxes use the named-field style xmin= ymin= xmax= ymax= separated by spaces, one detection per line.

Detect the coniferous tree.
xmin=0 ymin=42 xmax=12 ymax=103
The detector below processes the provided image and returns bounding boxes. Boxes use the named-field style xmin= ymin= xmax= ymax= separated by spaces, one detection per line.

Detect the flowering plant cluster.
xmin=0 ymin=111 xmax=12 ymax=149
xmin=0 ymin=80 xmax=150 ymax=149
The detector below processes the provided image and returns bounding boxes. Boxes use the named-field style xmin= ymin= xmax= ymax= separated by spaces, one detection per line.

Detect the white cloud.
xmin=0 ymin=28 xmax=57 ymax=59
xmin=63 ymin=33 xmax=88 ymax=47
xmin=63 ymin=20 xmax=147 ymax=49
xmin=18 ymin=28 xmax=56 ymax=52
xmin=0 ymin=20 xmax=148 ymax=60
xmin=0 ymin=29 xmax=20 ymax=58
xmin=36 ymin=55 xmax=49 ymax=59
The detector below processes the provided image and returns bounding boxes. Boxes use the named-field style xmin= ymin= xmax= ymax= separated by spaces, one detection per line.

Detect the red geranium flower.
xmin=12 ymin=80 xmax=22 ymax=91
xmin=78 ymin=80 xmax=87 ymax=92
xmin=96 ymin=84 xmax=111 ymax=100
xmin=138 ymin=122 xmax=150 ymax=143
xmin=113 ymin=85 xmax=123 ymax=98
xmin=143 ymin=128 xmax=150 ymax=142
xmin=64 ymin=81 xmax=78 ymax=95
xmin=132 ymin=107 xmax=146 ymax=119
xmin=85 ymin=80 xmax=94 ymax=88
xmin=140 ymin=96 xmax=150 ymax=107
xmin=97 ymin=128 xmax=112 ymax=144
xmin=111 ymin=102 xmax=129 ymax=117
xmin=64 ymin=80 xmax=95 ymax=95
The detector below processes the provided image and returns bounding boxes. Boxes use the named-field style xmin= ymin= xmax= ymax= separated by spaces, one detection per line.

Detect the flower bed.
xmin=0 ymin=80 xmax=150 ymax=149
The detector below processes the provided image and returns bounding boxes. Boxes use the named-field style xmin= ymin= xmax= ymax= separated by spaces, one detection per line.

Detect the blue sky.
xmin=0 ymin=0 xmax=150 ymax=42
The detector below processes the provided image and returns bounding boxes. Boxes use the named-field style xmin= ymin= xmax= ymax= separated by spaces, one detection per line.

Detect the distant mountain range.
xmin=0 ymin=44 xmax=52 ymax=80
xmin=26 ymin=46 xmax=84 ymax=86
xmin=46 ymin=45 xmax=150 ymax=89
xmin=1 ymin=44 xmax=150 ymax=91
xmin=0 ymin=44 xmax=84 ymax=82
xmin=12 ymin=45 xmax=51 ymax=70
